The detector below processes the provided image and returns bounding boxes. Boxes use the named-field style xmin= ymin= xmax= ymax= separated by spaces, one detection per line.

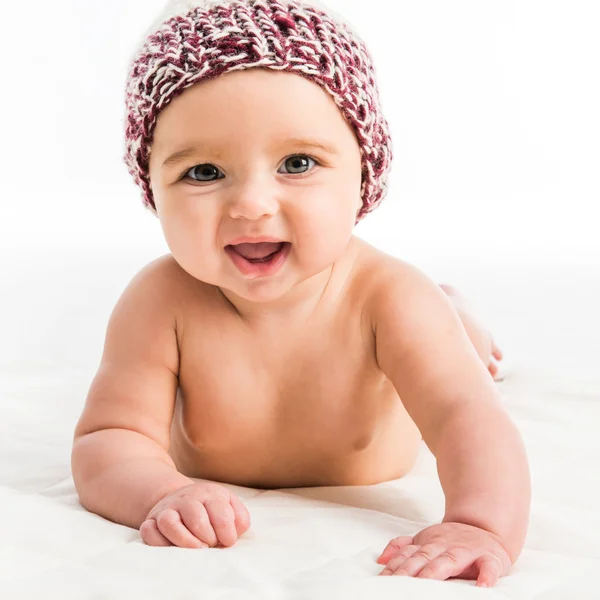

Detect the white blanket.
xmin=1 ymin=247 xmax=599 ymax=598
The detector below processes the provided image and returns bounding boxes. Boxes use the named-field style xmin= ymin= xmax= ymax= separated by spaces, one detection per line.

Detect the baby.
xmin=71 ymin=0 xmax=530 ymax=588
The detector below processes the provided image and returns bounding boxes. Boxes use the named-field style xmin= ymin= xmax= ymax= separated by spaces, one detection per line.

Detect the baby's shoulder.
xmin=352 ymin=239 xmax=425 ymax=298
xmin=130 ymin=253 xmax=217 ymax=323
xmin=352 ymin=240 xmax=440 ymax=323
xmin=141 ymin=253 xmax=214 ymax=297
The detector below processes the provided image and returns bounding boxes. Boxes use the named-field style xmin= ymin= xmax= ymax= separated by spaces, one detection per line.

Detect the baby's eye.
xmin=278 ymin=155 xmax=317 ymax=175
xmin=182 ymin=154 xmax=317 ymax=183
xmin=184 ymin=164 xmax=224 ymax=183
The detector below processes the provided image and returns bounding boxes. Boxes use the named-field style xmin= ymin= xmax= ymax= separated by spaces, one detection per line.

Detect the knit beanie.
xmin=123 ymin=0 xmax=393 ymax=224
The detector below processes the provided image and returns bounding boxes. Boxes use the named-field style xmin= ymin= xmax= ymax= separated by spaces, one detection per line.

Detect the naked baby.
xmin=71 ymin=0 xmax=530 ymax=588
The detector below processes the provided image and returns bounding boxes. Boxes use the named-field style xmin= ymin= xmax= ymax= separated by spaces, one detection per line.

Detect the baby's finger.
xmin=140 ymin=518 xmax=172 ymax=547
xmin=156 ymin=508 xmax=208 ymax=549
xmin=376 ymin=536 xmax=414 ymax=564
xmin=203 ymin=495 xmax=238 ymax=547
xmin=475 ymin=554 xmax=503 ymax=588
xmin=378 ymin=544 xmax=420 ymax=569
xmin=416 ymin=546 xmax=476 ymax=581
xmin=178 ymin=500 xmax=217 ymax=547
xmin=492 ymin=343 xmax=503 ymax=361
xmin=229 ymin=493 xmax=252 ymax=536
xmin=381 ymin=543 xmax=445 ymax=576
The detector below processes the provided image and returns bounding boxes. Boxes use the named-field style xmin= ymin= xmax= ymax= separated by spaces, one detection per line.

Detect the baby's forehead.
xmin=181 ymin=67 xmax=328 ymax=97
xmin=153 ymin=68 xmax=351 ymax=144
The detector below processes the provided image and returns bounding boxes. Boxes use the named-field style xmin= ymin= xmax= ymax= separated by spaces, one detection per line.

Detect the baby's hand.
xmin=376 ymin=522 xmax=511 ymax=587
xmin=140 ymin=481 xmax=251 ymax=549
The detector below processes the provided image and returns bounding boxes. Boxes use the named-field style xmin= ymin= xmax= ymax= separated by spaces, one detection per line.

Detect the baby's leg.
xmin=439 ymin=284 xmax=503 ymax=380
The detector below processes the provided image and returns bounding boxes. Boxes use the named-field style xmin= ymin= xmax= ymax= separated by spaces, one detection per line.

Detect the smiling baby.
xmin=71 ymin=0 xmax=530 ymax=587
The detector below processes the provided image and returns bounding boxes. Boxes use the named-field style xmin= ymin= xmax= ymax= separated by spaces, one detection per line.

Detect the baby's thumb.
xmin=229 ymin=493 xmax=252 ymax=535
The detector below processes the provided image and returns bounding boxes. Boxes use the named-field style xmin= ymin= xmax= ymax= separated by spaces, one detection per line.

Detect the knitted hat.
xmin=123 ymin=0 xmax=393 ymax=224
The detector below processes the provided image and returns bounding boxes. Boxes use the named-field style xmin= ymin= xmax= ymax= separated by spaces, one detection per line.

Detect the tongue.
xmin=233 ymin=242 xmax=283 ymax=260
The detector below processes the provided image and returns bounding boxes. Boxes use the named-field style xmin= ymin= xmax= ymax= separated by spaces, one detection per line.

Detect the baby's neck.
xmin=218 ymin=263 xmax=335 ymax=329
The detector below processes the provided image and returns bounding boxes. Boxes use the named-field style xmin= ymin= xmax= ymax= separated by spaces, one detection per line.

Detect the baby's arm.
xmin=71 ymin=259 xmax=193 ymax=530
xmin=371 ymin=263 xmax=530 ymax=580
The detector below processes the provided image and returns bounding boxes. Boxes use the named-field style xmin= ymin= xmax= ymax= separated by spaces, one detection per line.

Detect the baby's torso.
xmin=167 ymin=238 xmax=422 ymax=488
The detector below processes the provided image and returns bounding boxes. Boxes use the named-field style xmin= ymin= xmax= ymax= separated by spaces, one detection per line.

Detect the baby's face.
xmin=148 ymin=68 xmax=362 ymax=304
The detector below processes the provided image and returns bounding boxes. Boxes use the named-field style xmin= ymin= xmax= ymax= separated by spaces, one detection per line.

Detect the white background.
xmin=1 ymin=0 xmax=598 ymax=265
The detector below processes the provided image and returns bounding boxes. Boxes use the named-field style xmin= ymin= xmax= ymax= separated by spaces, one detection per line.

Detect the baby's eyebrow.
xmin=161 ymin=137 xmax=338 ymax=169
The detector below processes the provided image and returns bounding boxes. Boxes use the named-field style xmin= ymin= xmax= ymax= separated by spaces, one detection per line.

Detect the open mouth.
xmin=225 ymin=242 xmax=291 ymax=277
xmin=228 ymin=241 xmax=287 ymax=263
xmin=236 ymin=243 xmax=285 ymax=263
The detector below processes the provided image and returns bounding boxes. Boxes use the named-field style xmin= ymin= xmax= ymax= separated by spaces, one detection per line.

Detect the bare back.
xmin=159 ymin=237 xmax=422 ymax=489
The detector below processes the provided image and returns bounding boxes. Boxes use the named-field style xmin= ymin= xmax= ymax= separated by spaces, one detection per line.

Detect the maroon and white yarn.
xmin=123 ymin=0 xmax=393 ymax=224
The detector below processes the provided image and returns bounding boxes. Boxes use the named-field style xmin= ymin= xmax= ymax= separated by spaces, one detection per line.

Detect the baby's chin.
xmin=216 ymin=259 xmax=344 ymax=311
xmin=173 ymin=244 xmax=342 ymax=303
